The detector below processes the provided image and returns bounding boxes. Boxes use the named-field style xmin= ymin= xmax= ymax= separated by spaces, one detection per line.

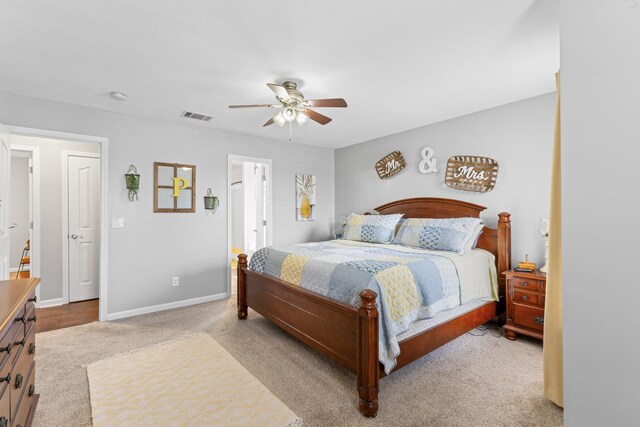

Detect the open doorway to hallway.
xmin=9 ymin=134 xmax=102 ymax=331
xmin=228 ymin=155 xmax=272 ymax=295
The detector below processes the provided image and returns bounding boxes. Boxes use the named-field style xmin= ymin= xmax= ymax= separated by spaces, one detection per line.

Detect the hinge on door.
xmin=30 ymin=222 xmax=33 ymax=229
xmin=30 ymin=166 xmax=33 ymax=173
xmin=263 ymin=220 xmax=267 ymax=226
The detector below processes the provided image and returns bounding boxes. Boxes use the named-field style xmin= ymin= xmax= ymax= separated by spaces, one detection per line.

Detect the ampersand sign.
xmin=419 ymin=147 xmax=438 ymax=174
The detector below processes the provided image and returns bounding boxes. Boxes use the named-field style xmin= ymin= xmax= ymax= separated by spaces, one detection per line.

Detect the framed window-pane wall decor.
xmin=154 ymin=162 xmax=196 ymax=213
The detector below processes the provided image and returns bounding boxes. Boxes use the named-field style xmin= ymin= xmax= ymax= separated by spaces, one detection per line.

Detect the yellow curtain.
xmin=543 ymin=72 xmax=563 ymax=407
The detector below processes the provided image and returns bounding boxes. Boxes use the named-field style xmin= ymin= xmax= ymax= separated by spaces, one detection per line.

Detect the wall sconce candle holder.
xmin=125 ymin=164 xmax=140 ymax=201
xmin=203 ymin=188 xmax=219 ymax=214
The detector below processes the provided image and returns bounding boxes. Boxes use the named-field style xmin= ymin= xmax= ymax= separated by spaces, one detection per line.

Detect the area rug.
xmin=86 ymin=333 xmax=302 ymax=427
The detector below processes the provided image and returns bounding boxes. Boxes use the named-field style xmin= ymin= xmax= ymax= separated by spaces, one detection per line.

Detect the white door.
xmin=68 ymin=155 xmax=100 ymax=301
xmin=254 ymin=163 xmax=266 ymax=250
xmin=0 ymin=123 xmax=11 ymax=280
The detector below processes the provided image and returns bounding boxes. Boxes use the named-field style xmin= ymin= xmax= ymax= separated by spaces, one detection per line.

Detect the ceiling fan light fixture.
xmin=282 ymin=106 xmax=297 ymax=122
xmin=273 ymin=112 xmax=286 ymax=127
xmin=296 ymin=111 xmax=308 ymax=125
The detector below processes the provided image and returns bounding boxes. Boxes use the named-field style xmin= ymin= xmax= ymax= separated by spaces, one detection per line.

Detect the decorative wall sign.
xmin=419 ymin=147 xmax=438 ymax=174
xmin=296 ymin=173 xmax=316 ymax=221
xmin=444 ymin=155 xmax=498 ymax=193
xmin=154 ymin=162 xmax=196 ymax=212
xmin=375 ymin=151 xmax=406 ymax=179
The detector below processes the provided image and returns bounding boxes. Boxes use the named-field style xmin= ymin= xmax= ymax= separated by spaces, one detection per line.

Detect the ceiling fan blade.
xmin=263 ymin=117 xmax=275 ymax=127
xmin=301 ymin=109 xmax=332 ymax=125
xmin=305 ymin=98 xmax=348 ymax=108
xmin=267 ymin=83 xmax=291 ymax=101
xmin=228 ymin=103 xmax=275 ymax=109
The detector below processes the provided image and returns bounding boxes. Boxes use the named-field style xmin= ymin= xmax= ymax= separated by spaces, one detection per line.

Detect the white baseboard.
xmin=36 ymin=298 xmax=64 ymax=308
xmin=106 ymin=293 xmax=229 ymax=321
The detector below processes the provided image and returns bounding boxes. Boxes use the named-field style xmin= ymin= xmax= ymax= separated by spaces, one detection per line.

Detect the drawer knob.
xmin=0 ymin=416 xmax=7 ymax=427
xmin=15 ymin=315 xmax=26 ymax=323
xmin=15 ymin=338 xmax=26 ymax=347
xmin=521 ymin=295 xmax=529 ymax=301
xmin=521 ymin=281 xmax=529 ymax=287
xmin=0 ymin=344 xmax=11 ymax=354
xmin=15 ymin=373 xmax=23 ymax=389
xmin=29 ymin=342 xmax=36 ymax=355
xmin=29 ymin=384 xmax=35 ymax=397
xmin=28 ymin=315 xmax=37 ymax=323
xmin=0 ymin=373 xmax=10 ymax=383
xmin=28 ymin=295 xmax=37 ymax=303
xmin=535 ymin=316 xmax=544 ymax=325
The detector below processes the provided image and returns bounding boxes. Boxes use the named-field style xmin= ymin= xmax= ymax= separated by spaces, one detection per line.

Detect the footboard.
xmin=237 ymin=254 xmax=380 ymax=417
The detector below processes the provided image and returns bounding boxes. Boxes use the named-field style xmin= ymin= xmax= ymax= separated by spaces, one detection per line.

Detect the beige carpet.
xmin=34 ymin=298 xmax=563 ymax=426
xmin=87 ymin=334 xmax=302 ymax=427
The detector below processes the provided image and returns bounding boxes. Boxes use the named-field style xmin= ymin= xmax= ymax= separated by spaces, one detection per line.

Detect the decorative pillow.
xmin=392 ymin=217 xmax=484 ymax=255
xmin=342 ymin=213 xmax=404 ymax=243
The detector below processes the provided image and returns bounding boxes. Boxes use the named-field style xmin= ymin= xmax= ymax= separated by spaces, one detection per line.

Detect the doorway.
xmin=227 ymin=155 xmax=272 ymax=295
xmin=5 ymin=127 xmax=106 ymax=323
xmin=7 ymin=147 xmax=36 ymax=281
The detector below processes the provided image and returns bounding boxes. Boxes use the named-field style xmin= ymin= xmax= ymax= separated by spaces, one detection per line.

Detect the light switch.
xmin=111 ymin=217 xmax=125 ymax=229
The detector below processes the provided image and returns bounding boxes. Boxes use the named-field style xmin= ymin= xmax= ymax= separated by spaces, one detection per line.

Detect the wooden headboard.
xmin=373 ymin=197 xmax=511 ymax=305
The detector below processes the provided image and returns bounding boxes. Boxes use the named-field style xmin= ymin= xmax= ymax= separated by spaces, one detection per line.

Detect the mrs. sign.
xmin=445 ymin=155 xmax=499 ymax=193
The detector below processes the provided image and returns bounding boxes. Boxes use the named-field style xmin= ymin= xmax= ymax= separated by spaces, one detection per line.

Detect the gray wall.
xmin=561 ymin=1 xmax=640 ymax=425
xmin=0 ymin=91 xmax=335 ymax=314
xmin=335 ymin=93 xmax=555 ymax=265
xmin=9 ymin=156 xmax=29 ymax=269
xmin=10 ymin=135 xmax=100 ymax=301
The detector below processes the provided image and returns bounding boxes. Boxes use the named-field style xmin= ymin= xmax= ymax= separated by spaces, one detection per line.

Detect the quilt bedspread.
xmin=248 ymin=239 xmax=497 ymax=373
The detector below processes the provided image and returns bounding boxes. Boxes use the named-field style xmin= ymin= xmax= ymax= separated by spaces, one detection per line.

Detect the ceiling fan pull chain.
xmin=289 ymin=121 xmax=293 ymax=142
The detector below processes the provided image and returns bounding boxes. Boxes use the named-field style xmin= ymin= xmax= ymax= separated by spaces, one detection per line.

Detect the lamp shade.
xmin=282 ymin=106 xmax=297 ymax=122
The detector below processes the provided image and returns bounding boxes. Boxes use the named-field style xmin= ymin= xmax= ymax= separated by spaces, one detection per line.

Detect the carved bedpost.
xmin=237 ymin=254 xmax=248 ymax=320
xmin=497 ymin=213 xmax=512 ymax=319
xmin=357 ymin=289 xmax=379 ymax=418
xmin=497 ymin=212 xmax=512 ymax=275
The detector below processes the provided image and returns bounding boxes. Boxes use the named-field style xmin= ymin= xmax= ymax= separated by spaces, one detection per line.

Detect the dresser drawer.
xmin=0 ymin=383 xmax=8 ymax=427
xmin=10 ymin=332 xmax=35 ymax=420
xmin=0 ymin=321 xmax=21 ymax=380
xmin=511 ymin=277 xmax=543 ymax=292
xmin=513 ymin=303 xmax=545 ymax=332
xmin=24 ymin=292 xmax=37 ymax=320
xmin=11 ymin=361 xmax=34 ymax=427
xmin=24 ymin=306 xmax=36 ymax=338
xmin=513 ymin=290 xmax=539 ymax=306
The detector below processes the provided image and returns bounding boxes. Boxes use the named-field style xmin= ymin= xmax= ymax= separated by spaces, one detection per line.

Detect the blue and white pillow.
xmin=342 ymin=213 xmax=404 ymax=243
xmin=392 ymin=217 xmax=484 ymax=255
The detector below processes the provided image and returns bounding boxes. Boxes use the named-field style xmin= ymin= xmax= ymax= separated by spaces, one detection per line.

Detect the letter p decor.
xmin=172 ymin=177 xmax=189 ymax=197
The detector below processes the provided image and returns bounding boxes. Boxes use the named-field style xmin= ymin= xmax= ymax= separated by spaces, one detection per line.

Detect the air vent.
xmin=180 ymin=111 xmax=213 ymax=121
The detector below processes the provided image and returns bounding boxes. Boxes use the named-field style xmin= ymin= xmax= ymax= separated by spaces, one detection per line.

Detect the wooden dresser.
xmin=0 ymin=278 xmax=40 ymax=427
xmin=503 ymin=270 xmax=546 ymax=341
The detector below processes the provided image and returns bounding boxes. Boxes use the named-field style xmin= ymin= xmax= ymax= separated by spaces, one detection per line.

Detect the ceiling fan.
xmin=228 ymin=81 xmax=347 ymax=128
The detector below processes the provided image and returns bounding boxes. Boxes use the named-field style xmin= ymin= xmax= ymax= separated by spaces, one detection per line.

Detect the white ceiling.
xmin=0 ymin=0 xmax=558 ymax=149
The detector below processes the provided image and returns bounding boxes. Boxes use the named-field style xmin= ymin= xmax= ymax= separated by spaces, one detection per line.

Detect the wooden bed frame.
xmin=237 ymin=198 xmax=511 ymax=417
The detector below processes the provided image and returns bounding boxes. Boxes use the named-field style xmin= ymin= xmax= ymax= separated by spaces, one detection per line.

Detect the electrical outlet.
xmin=172 ymin=277 xmax=179 ymax=287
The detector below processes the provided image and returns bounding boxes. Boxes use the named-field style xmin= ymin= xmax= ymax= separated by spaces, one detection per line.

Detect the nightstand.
xmin=503 ymin=269 xmax=547 ymax=341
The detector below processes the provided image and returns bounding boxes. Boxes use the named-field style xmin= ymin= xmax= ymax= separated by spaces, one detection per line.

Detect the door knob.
xmin=70 ymin=234 xmax=83 ymax=239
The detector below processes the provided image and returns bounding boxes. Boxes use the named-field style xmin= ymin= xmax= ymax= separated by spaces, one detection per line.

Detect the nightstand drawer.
xmin=513 ymin=304 xmax=545 ymax=332
xmin=513 ymin=290 xmax=539 ymax=306
xmin=511 ymin=277 xmax=543 ymax=292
